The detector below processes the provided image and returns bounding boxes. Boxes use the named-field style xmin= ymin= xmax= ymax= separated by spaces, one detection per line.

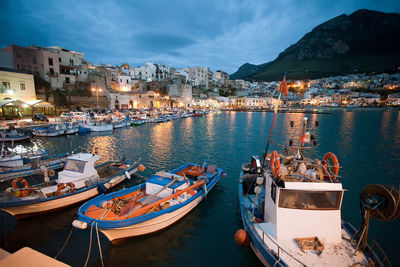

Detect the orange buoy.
xmin=269 ymin=151 xmax=280 ymax=178
xmin=235 ymin=229 xmax=250 ymax=247
xmin=322 ymin=152 xmax=339 ymax=179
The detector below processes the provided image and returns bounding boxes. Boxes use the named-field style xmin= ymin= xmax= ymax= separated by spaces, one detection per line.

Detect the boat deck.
xmin=242 ymin=191 xmax=369 ymax=266
xmin=254 ymin=223 xmax=369 ymax=266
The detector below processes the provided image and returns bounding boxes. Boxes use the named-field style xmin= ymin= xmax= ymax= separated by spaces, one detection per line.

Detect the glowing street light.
xmin=91 ymin=87 xmax=103 ymax=109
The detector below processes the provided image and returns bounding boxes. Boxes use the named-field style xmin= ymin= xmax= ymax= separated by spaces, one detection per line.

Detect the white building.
xmin=189 ymin=66 xmax=209 ymax=87
xmin=0 ymin=68 xmax=36 ymax=102
xmin=46 ymin=46 xmax=89 ymax=87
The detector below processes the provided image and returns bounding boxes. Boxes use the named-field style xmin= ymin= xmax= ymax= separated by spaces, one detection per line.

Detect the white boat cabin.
xmin=264 ymin=175 xmax=344 ymax=243
xmin=58 ymin=153 xmax=100 ymax=189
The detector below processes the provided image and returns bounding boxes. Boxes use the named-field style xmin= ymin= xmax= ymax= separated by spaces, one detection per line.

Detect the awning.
xmin=0 ymin=99 xmax=27 ymax=107
xmin=25 ymin=100 xmax=54 ymax=108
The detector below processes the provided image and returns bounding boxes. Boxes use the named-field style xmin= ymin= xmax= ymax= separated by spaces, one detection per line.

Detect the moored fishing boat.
xmin=131 ymin=119 xmax=145 ymax=126
xmin=0 ymin=150 xmax=69 ymax=182
xmin=236 ymin=76 xmax=398 ymax=266
xmin=237 ymin=116 xmax=398 ymax=266
xmin=81 ymin=119 xmax=113 ymax=132
xmin=0 ymin=130 xmax=30 ymax=142
xmin=73 ymin=162 xmax=225 ymax=243
xmin=32 ymin=124 xmax=65 ymax=137
xmin=0 ymin=152 xmax=145 ymax=218
xmin=64 ymin=122 xmax=79 ymax=135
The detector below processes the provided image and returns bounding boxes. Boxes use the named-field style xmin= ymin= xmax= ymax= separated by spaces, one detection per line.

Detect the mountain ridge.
xmin=230 ymin=9 xmax=400 ymax=81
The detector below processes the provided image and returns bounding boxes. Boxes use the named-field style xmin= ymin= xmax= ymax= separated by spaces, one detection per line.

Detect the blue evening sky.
xmin=1 ymin=0 xmax=399 ymax=73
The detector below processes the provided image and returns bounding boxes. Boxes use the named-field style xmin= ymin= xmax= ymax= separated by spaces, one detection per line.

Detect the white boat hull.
xmin=100 ymin=194 xmax=203 ymax=243
xmin=0 ymin=156 xmax=23 ymax=167
xmin=33 ymin=130 xmax=65 ymax=137
xmin=65 ymin=128 xmax=79 ymax=134
xmin=84 ymin=124 xmax=113 ymax=132
xmin=1 ymin=170 xmax=129 ymax=218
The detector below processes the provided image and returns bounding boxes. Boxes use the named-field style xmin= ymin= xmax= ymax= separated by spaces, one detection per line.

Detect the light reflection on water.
xmin=0 ymin=109 xmax=399 ymax=266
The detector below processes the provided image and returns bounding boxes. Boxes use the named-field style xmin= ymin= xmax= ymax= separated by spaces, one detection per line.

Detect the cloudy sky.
xmin=1 ymin=0 xmax=399 ymax=73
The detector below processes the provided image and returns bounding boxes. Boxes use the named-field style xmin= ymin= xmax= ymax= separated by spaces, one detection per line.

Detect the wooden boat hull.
xmin=100 ymin=193 xmax=203 ymax=243
xmin=1 ymin=165 xmax=135 ymax=218
xmin=76 ymin=163 xmax=223 ymax=243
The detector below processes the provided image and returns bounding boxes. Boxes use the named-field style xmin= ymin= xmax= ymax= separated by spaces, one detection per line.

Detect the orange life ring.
xmin=12 ymin=178 xmax=30 ymax=197
xmin=322 ymin=152 xmax=339 ymax=179
xmin=55 ymin=182 xmax=75 ymax=196
xmin=12 ymin=178 xmax=29 ymax=189
xmin=269 ymin=151 xmax=280 ymax=178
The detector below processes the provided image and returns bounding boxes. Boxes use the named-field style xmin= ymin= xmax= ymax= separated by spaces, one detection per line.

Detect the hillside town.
xmin=0 ymin=44 xmax=399 ymax=118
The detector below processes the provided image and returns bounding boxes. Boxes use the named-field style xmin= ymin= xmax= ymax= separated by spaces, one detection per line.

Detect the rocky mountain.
xmin=231 ymin=9 xmax=400 ymax=81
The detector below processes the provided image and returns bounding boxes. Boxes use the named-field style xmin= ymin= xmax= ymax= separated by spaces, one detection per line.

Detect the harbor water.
xmin=1 ymin=109 xmax=399 ymax=266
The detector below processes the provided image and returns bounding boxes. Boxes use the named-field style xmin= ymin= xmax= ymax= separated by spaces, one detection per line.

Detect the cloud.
xmin=1 ymin=0 xmax=399 ymax=74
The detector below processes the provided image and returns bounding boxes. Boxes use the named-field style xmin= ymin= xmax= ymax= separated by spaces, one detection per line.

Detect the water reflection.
xmin=0 ymin=110 xmax=399 ymax=266
xmin=87 ymin=135 xmax=117 ymax=162
xmin=246 ymin=112 xmax=253 ymax=129
xmin=149 ymin=122 xmax=173 ymax=167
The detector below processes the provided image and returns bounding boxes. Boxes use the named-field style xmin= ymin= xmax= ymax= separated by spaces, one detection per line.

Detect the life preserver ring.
xmin=269 ymin=151 xmax=280 ymax=178
xmin=11 ymin=178 xmax=30 ymax=197
xmin=12 ymin=178 xmax=29 ymax=189
xmin=55 ymin=182 xmax=75 ymax=196
xmin=322 ymin=152 xmax=339 ymax=179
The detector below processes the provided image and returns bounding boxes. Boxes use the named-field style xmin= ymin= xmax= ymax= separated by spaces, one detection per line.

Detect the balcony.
xmin=47 ymin=71 xmax=58 ymax=77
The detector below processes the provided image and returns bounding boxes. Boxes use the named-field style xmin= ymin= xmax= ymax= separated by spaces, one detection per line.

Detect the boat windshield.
xmin=278 ymin=189 xmax=342 ymax=210
xmin=65 ymin=159 xmax=86 ymax=173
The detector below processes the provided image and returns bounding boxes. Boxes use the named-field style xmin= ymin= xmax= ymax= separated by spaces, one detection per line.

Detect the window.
xmin=65 ymin=77 xmax=70 ymax=84
xmin=278 ymin=189 xmax=342 ymax=210
xmin=49 ymin=68 xmax=54 ymax=75
xmin=2 ymin=82 xmax=10 ymax=89
xmin=59 ymin=57 xmax=61 ymax=62
xmin=126 ymin=79 xmax=129 ymax=84
xmin=69 ymin=59 xmax=74 ymax=66
xmin=33 ymin=56 xmax=36 ymax=64
xmin=65 ymin=159 xmax=86 ymax=173
xmin=48 ymin=58 xmax=53 ymax=66
xmin=20 ymin=83 xmax=25 ymax=90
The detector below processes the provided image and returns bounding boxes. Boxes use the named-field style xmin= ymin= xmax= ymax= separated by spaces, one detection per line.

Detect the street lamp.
xmin=91 ymin=87 xmax=103 ymax=109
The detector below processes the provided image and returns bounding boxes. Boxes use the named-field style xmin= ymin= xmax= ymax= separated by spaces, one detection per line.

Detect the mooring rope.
xmin=54 ymin=227 xmax=74 ymax=259
xmin=83 ymin=222 xmax=94 ymax=267
xmin=95 ymin=222 xmax=104 ymax=267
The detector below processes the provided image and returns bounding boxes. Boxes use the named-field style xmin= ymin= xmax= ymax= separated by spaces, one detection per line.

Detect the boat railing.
xmin=245 ymin=207 xmax=306 ymax=266
xmin=371 ymin=239 xmax=392 ymax=267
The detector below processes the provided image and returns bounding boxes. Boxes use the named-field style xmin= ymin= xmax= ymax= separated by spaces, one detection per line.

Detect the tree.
xmin=34 ymin=75 xmax=51 ymax=100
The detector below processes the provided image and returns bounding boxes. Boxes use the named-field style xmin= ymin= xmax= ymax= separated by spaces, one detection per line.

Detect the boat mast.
xmin=261 ymin=73 xmax=288 ymax=170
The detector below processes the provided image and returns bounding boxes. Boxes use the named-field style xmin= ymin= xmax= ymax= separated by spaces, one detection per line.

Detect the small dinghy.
xmin=73 ymin=162 xmax=225 ymax=243
xmin=0 ymin=153 xmax=145 ymax=218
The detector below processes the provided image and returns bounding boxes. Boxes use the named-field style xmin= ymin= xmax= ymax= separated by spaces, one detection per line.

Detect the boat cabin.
xmin=264 ymin=176 xmax=344 ymax=243
xmin=58 ymin=153 xmax=100 ymax=189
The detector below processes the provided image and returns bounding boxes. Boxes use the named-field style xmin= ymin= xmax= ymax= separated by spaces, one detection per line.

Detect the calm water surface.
xmin=1 ymin=109 xmax=399 ymax=266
